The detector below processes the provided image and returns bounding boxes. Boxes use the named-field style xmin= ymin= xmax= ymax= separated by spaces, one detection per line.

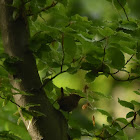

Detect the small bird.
xmin=57 ymin=88 xmax=83 ymax=112
xmin=58 ymin=94 xmax=82 ymax=112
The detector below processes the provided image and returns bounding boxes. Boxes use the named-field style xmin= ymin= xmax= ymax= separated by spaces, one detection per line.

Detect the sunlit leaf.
xmin=116 ymin=118 xmax=128 ymax=125
xmin=118 ymin=98 xmax=135 ymax=110
xmin=97 ymin=108 xmax=111 ymax=117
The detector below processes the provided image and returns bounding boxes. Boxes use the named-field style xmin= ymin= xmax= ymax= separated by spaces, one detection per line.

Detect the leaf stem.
xmin=116 ymin=0 xmax=129 ymax=21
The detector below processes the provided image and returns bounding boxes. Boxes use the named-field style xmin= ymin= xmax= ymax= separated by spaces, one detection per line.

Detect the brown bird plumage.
xmin=58 ymin=94 xmax=82 ymax=112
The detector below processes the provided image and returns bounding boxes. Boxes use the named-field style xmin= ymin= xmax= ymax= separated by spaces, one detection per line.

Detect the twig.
xmin=116 ymin=0 xmax=129 ymax=21
xmin=27 ymin=1 xmax=58 ymax=16
xmin=105 ymin=112 xmax=137 ymax=139
xmin=125 ymin=54 xmax=135 ymax=65
xmin=0 ymin=95 xmax=21 ymax=108
xmin=110 ymin=54 xmax=135 ymax=75
xmin=40 ymin=70 xmax=67 ymax=89
xmin=0 ymin=64 xmax=9 ymax=73
xmin=61 ymin=33 xmax=65 ymax=72
xmin=94 ymin=112 xmax=137 ymax=139
xmin=110 ymin=74 xmax=140 ymax=82
xmin=101 ymin=38 xmax=108 ymax=69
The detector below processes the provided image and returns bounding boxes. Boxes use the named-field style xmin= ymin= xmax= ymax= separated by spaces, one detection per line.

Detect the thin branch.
xmin=125 ymin=54 xmax=135 ymax=65
xmin=61 ymin=33 xmax=65 ymax=72
xmin=101 ymin=38 xmax=108 ymax=69
xmin=105 ymin=112 xmax=137 ymax=139
xmin=40 ymin=70 xmax=67 ymax=89
xmin=27 ymin=1 xmax=58 ymax=16
xmin=110 ymin=54 xmax=135 ymax=75
xmin=0 ymin=64 xmax=9 ymax=73
xmin=94 ymin=112 xmax=137 ymax=139
xmin=0 ymin=95 xmax=21 ymax=108
xmin=110 ymin=74 xmax=140 ymax=82
xmin=116 ymin=0 xmax=129 ymax=21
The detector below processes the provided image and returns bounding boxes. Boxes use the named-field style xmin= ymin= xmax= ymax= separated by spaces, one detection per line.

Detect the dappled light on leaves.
xmin=0 ymin=0 xmax=140 ymax=139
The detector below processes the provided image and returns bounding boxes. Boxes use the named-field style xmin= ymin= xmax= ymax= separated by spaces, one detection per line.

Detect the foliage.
xmin=0 ymin=0 xmax=140 ymax=139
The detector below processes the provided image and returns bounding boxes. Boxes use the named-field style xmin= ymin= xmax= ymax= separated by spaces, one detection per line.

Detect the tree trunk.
xmin=0 ymin=0 xmax=68 ymax=140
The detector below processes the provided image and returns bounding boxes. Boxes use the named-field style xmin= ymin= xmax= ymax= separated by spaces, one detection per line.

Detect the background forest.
xmin=0 ymin=0 xmax=140 ymax=140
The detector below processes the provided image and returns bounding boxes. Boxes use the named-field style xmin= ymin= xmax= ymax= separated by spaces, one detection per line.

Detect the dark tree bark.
xmin=0 ymin=0 xmax=68 ymax=140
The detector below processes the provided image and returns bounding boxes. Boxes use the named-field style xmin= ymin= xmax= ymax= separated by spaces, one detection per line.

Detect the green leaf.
xmin=44 ymin=80 xmax=54 ymax=94
xmin=136 ymin=43 xmax=140 ymax=59
xmin=86 ymin=55 xmax=102 ymax=67
xmin=118 ymin=20 xmax=138 ymax=31
xmin=134 ymin=91 xmax=140 ymax=95
xmin=126 ymin=111 xmax=135 ymax=118
xmin=57 ymin=0 xmax=67 ymax=6
xmin=0 ymin=131 xmax=22 ymax=140
xmin=107 ymin=116 xmax=113 ymax=123
xmin=3 ymin=56 xmax=21 ymax=74
xmin=105 ymin=124 xmax=123 ymax=136
xmin=118 ymin=98 xmax=135 ymax=110
xmin=106 ymin=47 xmax=125 ymax=70
xmin=137 ymin=110 xmax=140 ymax=116
xmin=110 ymin=43 xmax=136 ymax=55
xmin=13 ymin=10 xmax=19 ymax=20
xmin=21 ymin=108 xmax=33 ymax=121
xmin=113 ymin=0 xmax=127 ymax=10
xmin=30 ymin=32 xmax=53 ymax=52
xmin=81 ymin=62 xmax=95 ymax=70
xmin=94 ymin=91 xmax=111 ymax=99
xmin=85 ymin=71 xmax=97 ymax=83
xmin=64 ymin=36 xmax=77 ymax=58
xmin=105 ymin=122 xmax=124 ymax=137
xmin=68 ymin=128 xmax=81 ymax=139
xmin=31 ymin=110 xmax=46 ymax=117
xmin=97 ymin=108 xmax=111 ymax=117
xmin=131 ymin=100 xmax=140 ymax=106
xmin=106 ymin=0 xmax=112 ymax=2
xmin=98 ymin=27 xmax=114 ymax=37
xmin=12 ymin=0 xmax=22 ymax=8
xmin=30 ymin=0 xmax=40 ymax=14
xmin=102 ymin=64 xmax=110 ymax=76
xmin=2 ymin=94 xmax=11 ymax=107
xmin=37 ymin=0 xmax=46 ymax=5
xmin=67 ymin=66 xmax=79 ymax=74
xmin=116 ymin=118 xmax=128 ymax=125
xmin=17 ymin=117 xmax=22 ymax=125
xmin=110 ymin=32 xmax=133 ymax=43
